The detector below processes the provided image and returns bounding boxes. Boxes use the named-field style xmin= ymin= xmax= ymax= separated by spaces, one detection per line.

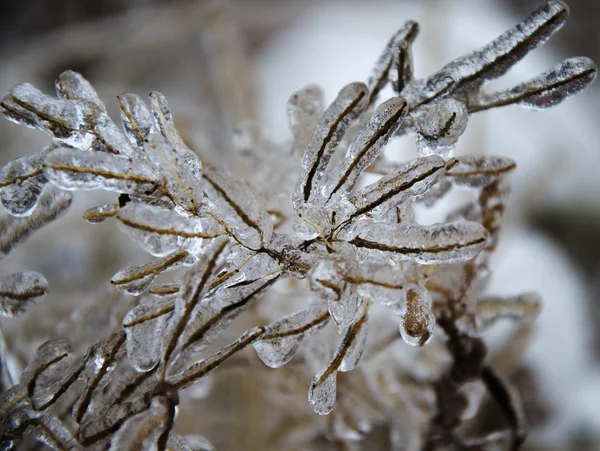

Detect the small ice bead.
xmin=399 ymin=286 xmax=434 ymax=347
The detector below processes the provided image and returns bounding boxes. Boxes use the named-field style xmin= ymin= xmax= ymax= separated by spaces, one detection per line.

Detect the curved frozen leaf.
xmin=368 ymin=20 xmax=418 ymax=103
xmin=31 ymin=415 xmax=84 ymax=451
xmin=82 ymin=203 xmax=119 ymax=223
xmin=308 ymin=370 xmax=337 ymax=416
xmin=349 ymin=220 xmax=489 ymax=264
xmin=292 ymin=82 xmax=369 ymax=209
xmin=73 ymin=331 xmax=126 ymax=425
xmin=406 ymin=1 xmax=569 ymax=108
xmin=328 ymin=290 xmax=363 ymax=328
xmin=446 ymin=156 xmax=516 ymax=187
xmin=1 ymin=82 xmax=102 ymax=149
xmin=287 ymin=85 xmax=324 ymax=155
xmin=338 ymin=300 xmax=370 ymax=371
xmin=399 ymin=286 xmax=435 ymax=347
xmin=45 ymin=147 xmax=161 ymax=194
xmin=177 ymin=272 xmax=280 ymax=359
xmin=254 ymin=305 xmax=330 ymax=368
xmin=472 ymin=56 xmax=597 ymax=112
xmin=55 ymin=70 xmax=106 ymax=111
xmin=390 ymin=40 xmax=415 ymax=94
xmin=0 ymin=271 xmax=48 ymax=318
xmin=343 ymin=155 xmax=445 ymax=224
xmin=111 ymin=250 xmax=192 ymax=296
xmin=145 ymin=91 xmax=204 ymax=215
xmin=117 ymin=203 xmax=223 ymax=257
xmin=149 ymin=282 xmax=181 ymax=298
xmin=323 ymin=97 xmax=408 ymax=202
xmin=122 ymin=297 xmax=176 ymax=372
xmin=170 ymin=327 xmax=265 ymax=390
xmin=0 ymin=148 xmax=51 ymax=216
xmin=0 ymin=186 xmax=71 ymax=260
xmin=477 ymin=292 xmax=541 ymax=330
xmin=308 ymin=301 xmax=370 ymax=415
xmin=19 ymin=339 xmax=81 ymax=410
xmin=201 ymin=164 xmax=272 ymax=250
xmin=161 ymin=238 xmax=230 ymax=370
xmin=118 ymin=93 xmax=154 ymax=148
xmin=108 ymin=384 xmax=178 ymax=451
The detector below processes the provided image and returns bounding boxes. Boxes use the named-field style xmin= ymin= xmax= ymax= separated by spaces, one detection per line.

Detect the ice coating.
xmin=0 ymin=187 xmax=72 ymax=260
xmin=200 ymin=163 xmax=272 ymax=250
xmin=82 ymin=203 xmax=120 ymax=223
xmin=349 ymin=220 xmax=489 ymax=264
xmin=55 ymin=70 xmax=106 ymax=112
xmin=0 ymin=271 xmax=48 ymax=317
xmin=472 ymin=56 xmax=598 ymax=112
xmin=111 ymin=250 xmax=192 ymax=295
xmin=287 ymin=84 xmax=324 ymax=155
xmin=122 ymin=297 xmax=175 ymax=372
xmin=292 ymin=82 xmax=369 ymax=210
xmin=118 ymin=93 xmax=155 ymax=148
xmin=116 ymin=203 xmax=223 ymax=257
xmin=367 ymin=20 xmax=419 ymax=103
xmin=45 ymin=147 xmax=161 ymax=194
xmin=254 ymin=304 xmax=330 ymax=368
xmin=322 ymin=97 xmax=408 ymax=202
xmin=446 ymin=156 xmax=517 ymax=187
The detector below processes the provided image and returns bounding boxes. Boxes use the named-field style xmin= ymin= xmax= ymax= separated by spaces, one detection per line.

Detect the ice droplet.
xmin=308 ymin=370 xmax=337 ymax=415
xmin=399 ymin=286 xmax=435 ymax=347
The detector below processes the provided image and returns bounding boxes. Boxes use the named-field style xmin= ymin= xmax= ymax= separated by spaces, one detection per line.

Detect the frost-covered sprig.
xmin=0 ymin=1 xmax=596 ymax=450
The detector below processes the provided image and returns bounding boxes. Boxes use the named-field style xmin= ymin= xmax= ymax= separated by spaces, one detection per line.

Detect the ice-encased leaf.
xmin=308 ymin=301 xmax=370 ymax=415
xmin=404 ymin=1 xmax=569 ymax=108
xmin=368 ymin=20 xmax=419 ymax=103
xmin=348 ymin=220 xmax=489 ymax=264
xmin=201 ymin=164 xmax=272 ymax=250
xmin=122 ymin=297 xmax=175 ymax=372
xmin=0 ymin=271 xmax=48 ymax=317
xmin=390 ymin=39 xmax=415 ymax=94
xmin=308 ymin=370 xmax=337 ymax=416
xmin=323 ymin=97 xmax=408 ymax=202
xmin=287 ymin=85 xmax=324 ymax=155
xmin=145 ymin=91 xmax=204 ymax=214
xmin=108 ymin=384 xmax=177 ymax=451
xmin=177 ymin=272 xmax=280 ymax=360
xmin=55 ymin=70 xmax=106 ymax=112
xmin=292 ymin=82 xmax=369 ymax=209
xmin=149 ymin=282 xmax=181 ymax=298
xmin=82 ymin=203 xmax=119 ymax=223
xmin=170 ymin=326 xmax=264 ymax=390
xmin=338 ymin=300 xmax=370 ymax=371
xmin=328 ymin=289 xmax=363 ymax=328
xmin=414 ymin=98 xmax=468 ymax=158
xmin=118 ymin=93 xmax=155 ymax=148
xmin=112 ymin=250 xmax=192 ymax=296
xmin=31 ymin=414 xmax=84 ymax=451
xmin=0 ymin=186 xmax=71 ymax=260
xmin=476 ymin=292 xmax=541 ymax=330
xmin=254 ymin=304 xmax=330 ymax=368
xmin=1 ymin=82 xmax=101 ymax=149
xmin=73 ymin=331 xmax=126 ymax=425
xmin=472 ymin=56 xmax=597 ymax=112
xmin=347 ymin=261 xmax=405 ymax=306
xmin=161 ymin=238 xmax=230 ymax=370
xmin=343 ymin=155 xmax=446 ymax=223
xmin=45 ymin=147 xmax=161 ymax=194
xmin=19 ymin=339 xmax=79 ymax=410
xmin=117 ymin=203 xmax=223 ymax=257
xmin=399 ymin=286 xmax=435 ymax=347
xmin=0 ymin=147 xmax=51 ymax=216
xmin=446 ymin=156 xmax=516 ymax=187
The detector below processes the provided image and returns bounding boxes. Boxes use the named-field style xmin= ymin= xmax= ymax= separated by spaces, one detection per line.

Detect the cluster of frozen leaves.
xmin=0 ymin=2 xmax=596 ymax=450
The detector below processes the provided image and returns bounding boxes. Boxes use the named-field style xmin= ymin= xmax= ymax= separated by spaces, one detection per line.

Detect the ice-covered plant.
xmin=0 ymin=2 xmax=596 ymax=450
